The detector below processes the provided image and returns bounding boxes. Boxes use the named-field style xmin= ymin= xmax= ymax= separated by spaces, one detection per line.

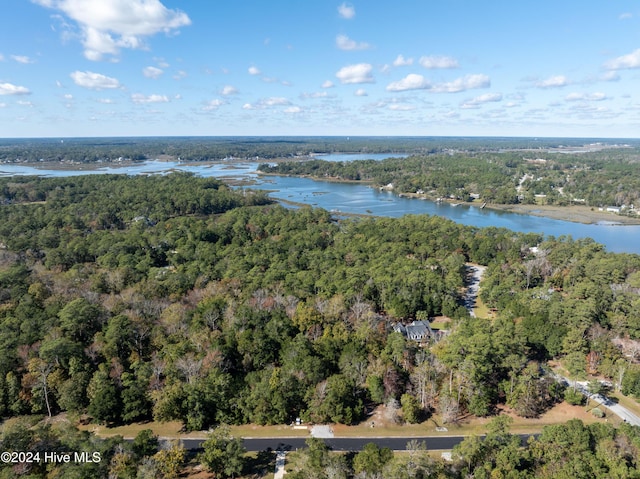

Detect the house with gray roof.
xmin=393 ymin=320 xmax=433 ymax=342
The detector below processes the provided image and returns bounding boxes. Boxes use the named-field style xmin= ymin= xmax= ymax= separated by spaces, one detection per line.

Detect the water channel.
xmin=1 ymin=156 xmax=639 ymax=255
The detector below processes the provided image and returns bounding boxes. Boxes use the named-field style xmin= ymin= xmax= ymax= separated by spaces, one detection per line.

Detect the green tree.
xmin=120 ymin=366 xmax=152 ymax=423
xmin=200 ymin=425 xmax=246 ymax=478
xmin=353 ymin=442 xmax=393 ymax=476
xmin=400 ymin=393 xmax=421 ymax=424
xmin=132 ymin=429 xmax=159 ymax=458
xmin=87 ymin=364 xmax=120 ymax=425
xmin=307 ymin=374 xmax=363 ymax=424
xmin=56 ymin=358 xmax=90 ymax=413
xmin=153 ymin=440 xmax=186 ymax=479
xmin=564 ymin=387 xmax=585 ymax=406
xmin=58 ymin=297 xmax=102 ymax=343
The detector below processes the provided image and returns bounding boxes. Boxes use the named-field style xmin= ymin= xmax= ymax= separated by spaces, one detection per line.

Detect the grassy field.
xmin=472 ymin=294 xmax=493 ymax=319
xmin=79 ymin=421 xmax=312 ymax=440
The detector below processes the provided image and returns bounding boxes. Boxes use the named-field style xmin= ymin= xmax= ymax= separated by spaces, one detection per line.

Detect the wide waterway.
xmin=1 ymin=158 xmax=639 ymax=255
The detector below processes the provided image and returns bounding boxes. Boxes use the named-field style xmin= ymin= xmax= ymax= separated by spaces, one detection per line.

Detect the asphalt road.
xmin=179 ymin=434 xmax=535 ymax=452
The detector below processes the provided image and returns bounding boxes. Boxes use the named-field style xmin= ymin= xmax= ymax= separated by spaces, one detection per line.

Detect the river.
xmin=1 ymin=158 xmax=639 ymax=255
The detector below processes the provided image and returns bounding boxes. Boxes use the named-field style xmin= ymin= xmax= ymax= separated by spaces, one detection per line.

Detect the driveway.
xmin=553 ymin=373 xmax=640 ymax=426
xmin=464 ymin=264 xmax=486 ymax=317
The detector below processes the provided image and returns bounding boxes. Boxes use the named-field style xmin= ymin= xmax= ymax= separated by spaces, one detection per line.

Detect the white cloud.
xmin=535 ymin=75 xmax=569 ymax=88
xmin=0 ymin=103 xmax=6 ymax=108
xmin=393 ymin=55 xmax=413 ymax=67
xmin=263 ymin=97 xmax=290 ymax=106
xmin=0 ymin=54 xmax=4 ymax=61
xmin=11 ymin=55 xmax=35 ymax=64
xmin=221 ymin=85 xmax=238 ymax=95
xmin=336 ymin=63 xmax=374 ymax=84
xmin=461 ymin=92 xmax=502 ymax=108
xmin=419 ymin=55 xmax=459 ymax=69
xmin=431 ymin=74 xmax=490 ymax=93
xmin=337 ymin=3 xmax=355 ymax=19
xmin=354 ymin=88 xmax=368 ymax=96
xmin=600 ymin=71 xmax=620 ymax=82
xmin=0 ymin=83 xmax=31 ymax=95
xmin=321 ymin=80 xmax=335 ymax=88
xmin=565 ymin=92 xmax=607 ymax=102
xmin=566 ymin=103 xmax=617 ymax=120
xmin=34 ymin=0 xmax=190 ymax=61
xmin=17 ymin=100 xmax=34 ymax=107
xmin=604 ymin=49 xmax=640 ymax=70
xmin=173 ymin=70 xmax=187 ymax=80
xmin=97 ymin=98 xmax=115 ymax=104
xmin=131 ymin=93 xmax=169 ymax=104
xmin=202 ymin=99 xmax=225 ymax=111
xmin=143 ymin=66 xmax=163 ymax=78
xmin=386 ymin=73 xmax=430 ymax=92
xmin=388 ymin=103 xmax=415 ymax=111
xmin=284 ymin=106 xmax=302 ymax=113
xmin=336 ymin=34 xmax=370 ymax=51
xmin=243 ymin=97 xmax=291 ymax=110
xmin=70 ymin=70 xmax=121 ymax=90
xmin=474 ymin=92 xmax=502 ymax=103
xmin=63 ymin=93 xmax=73 ymax=100
xmin=619 ymin=12 xmax=633 ymax=20
xmin=300 ymin=91 xmax=329 ymax=99
xmin=248 ymin=66 xmax=261 ymax=75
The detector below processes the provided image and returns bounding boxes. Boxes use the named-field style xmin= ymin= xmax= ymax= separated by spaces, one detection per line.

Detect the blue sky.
xmin=1 ymin=1 xmax=640 ymax=138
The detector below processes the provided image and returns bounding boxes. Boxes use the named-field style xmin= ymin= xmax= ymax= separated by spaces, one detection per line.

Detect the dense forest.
xmin=1 ymin=173 xmax=640 ymax=477
xmin=259 ymin=147 xmax=640 ymax=208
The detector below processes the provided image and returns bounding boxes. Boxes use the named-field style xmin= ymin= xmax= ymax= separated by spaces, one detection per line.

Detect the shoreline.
xmin=261 ymin=172 xmax=640 ymax=226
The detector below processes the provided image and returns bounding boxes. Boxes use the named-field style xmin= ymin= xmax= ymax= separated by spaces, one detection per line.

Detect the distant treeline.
xmin=1 ymin=136 xmax=638 ymax=163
